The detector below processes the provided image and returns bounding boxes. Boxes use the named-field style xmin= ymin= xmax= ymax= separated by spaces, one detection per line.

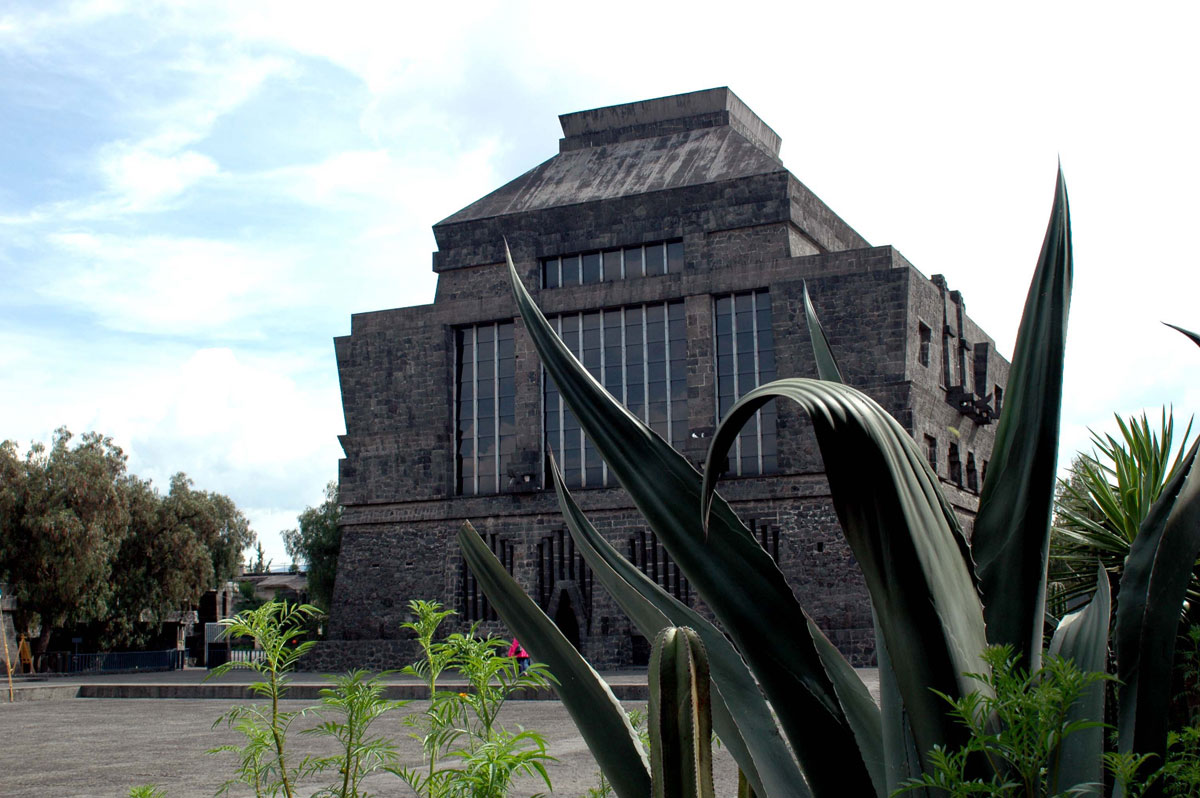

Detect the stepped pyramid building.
xmin=318 ymin=88 xmax=1008 ymax=670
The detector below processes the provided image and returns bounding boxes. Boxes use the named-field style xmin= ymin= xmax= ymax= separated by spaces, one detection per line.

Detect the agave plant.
xmin=457 ymin=169 xmax=1200 ymax=797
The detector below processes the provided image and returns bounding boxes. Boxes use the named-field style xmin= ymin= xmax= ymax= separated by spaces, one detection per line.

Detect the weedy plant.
xmin=457 ymin=169 xmax=1200 ymax=797
xmin=208 ymin=600 xmax=322 ymax=798
xmin=128 ymin=786 xmax=168 ymax=798
xmin=303 ymin=669 xmax=406 ymax=798
xmin=894 ymin=645 xmax=1138 ymax=797
xmin=389 ymin=599 xmax=556 ymax=798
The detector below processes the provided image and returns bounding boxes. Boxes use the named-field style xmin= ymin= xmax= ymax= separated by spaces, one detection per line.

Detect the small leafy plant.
xmin=895 ymin=646 xmax=1114 ymax=797
xmin=208 ymin=600 xmax=322 ymax=798
xmin=303 ymin=669 xmax=406 ymax=798
xmin=389 ymin=599 xmax=556 ymax=798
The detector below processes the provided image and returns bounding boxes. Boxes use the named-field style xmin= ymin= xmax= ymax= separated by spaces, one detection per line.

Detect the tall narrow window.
xmin=924 ymin=435 xmax=938 ymax=473
xmin=715 ymin=290 xmax=777 ymax=476
xmin=456 ymin=321 xmax=516 ymax=495
xmin=545 ymin=302 xmax=687 ymax=488
xmin=966 ymin=452 xmax=978 ymax=492
xmin=460 ymin=533 xmax=513 ymax=621
xmin=973 ymin=342 xmax=990 ymax=395
xmin=948 ymin=442 xmax=962 ymax=486
xmin=918 ymin=322 xmax=931 ymax=367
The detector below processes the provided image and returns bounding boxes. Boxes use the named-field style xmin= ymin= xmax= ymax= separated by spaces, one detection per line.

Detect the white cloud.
xmin=98 ymin=145 xmax=219 ymax=210
xmin=41 ymin=231 xmax=302 ymax=335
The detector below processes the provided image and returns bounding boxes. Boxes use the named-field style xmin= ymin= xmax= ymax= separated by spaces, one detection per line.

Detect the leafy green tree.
xmin=101 ymin=475 xmax=213 ymax=648
xmin=162 ymin=473 xmax=255 ymax=587
xmin=1051 ymin=410 xmax=1197 ymax=615
xmin=0 ymin=429 xmax=257 ymax=652
xmin=0 ymin=428 xmax=130 ymax=652
xmin=282 ymin=481 xmax=342 ymax=611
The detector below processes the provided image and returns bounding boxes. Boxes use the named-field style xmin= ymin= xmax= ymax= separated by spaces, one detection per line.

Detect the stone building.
xmin=318 ymin=88 xmax=1009 ymax=670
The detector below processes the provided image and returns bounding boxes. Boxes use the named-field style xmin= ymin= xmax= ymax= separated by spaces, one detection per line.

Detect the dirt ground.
xmin=0 ymin=697 xmax=740 ymax=798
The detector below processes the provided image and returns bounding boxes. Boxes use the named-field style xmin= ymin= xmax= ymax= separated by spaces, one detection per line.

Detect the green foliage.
xmin=1162 ymin=626 xmax=1200 ymax=797
xmin=128 ymin=786 xmax=168 ymax=798
xmin=238 ymin=579 xmax=268 ymax=612
xmin=0 ymin=428 xmax=129 ymax=647
xmin=453 ymin=170 xmax=1200 ymax=798
xmin=283 ymin=481 xmax=342 ymax=612
xmin=589 ymin=710 xmax=649 ymax=798
xmin=164 ymin=472 xmax=255 ymax=587
xmin=894 ymin=646 xmax=1113 ymax=797
xmin=1052 ymin=410 xmax=1196 ymax=614
xmin=103 ymin=474 xmax=213 ymax=648
xmin=303 ymin=670 xmax=406 ymax=798
xmin=249 ymin=542 xmax=274 ymax=575
xmin=0 ymin=427 xmax=257 ymax=651
xmin=208 ymin=600 xmax=322 ymax=798
xmin=389 ymin=599 xmax=556 ymax=798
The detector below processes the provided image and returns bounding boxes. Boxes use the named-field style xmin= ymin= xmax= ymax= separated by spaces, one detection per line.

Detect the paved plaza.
xmin=0 ymin=667 xmax=878 ymax=797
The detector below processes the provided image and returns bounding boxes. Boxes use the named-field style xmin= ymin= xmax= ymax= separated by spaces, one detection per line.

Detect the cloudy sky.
xmin=2 ymin=1 xmax=1197 ymax=568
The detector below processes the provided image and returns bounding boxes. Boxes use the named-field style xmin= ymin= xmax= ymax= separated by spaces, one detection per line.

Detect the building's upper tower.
xmin=430 ymin=87 xmax=867 ymax=284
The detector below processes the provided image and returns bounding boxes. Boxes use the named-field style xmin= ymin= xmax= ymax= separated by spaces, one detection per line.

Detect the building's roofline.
xmin=557 ymin=87 xmax=781 ymax=157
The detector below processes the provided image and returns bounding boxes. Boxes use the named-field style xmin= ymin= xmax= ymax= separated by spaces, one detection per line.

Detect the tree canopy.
xmin=0 ymin=427 xmax=257 ymax=649
xmin=282 ymin=480 xmax=342 ymax=611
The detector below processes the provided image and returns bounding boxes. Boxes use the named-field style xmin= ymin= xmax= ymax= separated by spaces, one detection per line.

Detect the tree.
xmin=247 ymin=541 xmax=272 ymax=574
xmin=161 ymin=473 xmax=255 ymax=586
xmin=283 ymin=481 xmax=342 ymax=611
xmin=0 ymin=428 xmax=130 ymax=652
xmin=0 ymin=428 xmax=258 ymax=652
xmin=101 ymin=475 xmax=213 ymax=648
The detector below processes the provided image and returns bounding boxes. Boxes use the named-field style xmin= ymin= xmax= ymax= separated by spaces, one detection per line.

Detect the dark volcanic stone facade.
xmin=321 ymin=88 xmax=1009 ymax=670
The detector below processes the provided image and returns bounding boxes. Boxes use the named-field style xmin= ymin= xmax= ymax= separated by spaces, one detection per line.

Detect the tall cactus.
xmin=649 ymin=627 xmax=716 ymax=798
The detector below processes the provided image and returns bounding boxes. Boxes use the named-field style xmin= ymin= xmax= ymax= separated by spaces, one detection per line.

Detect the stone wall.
xmin=326 ymin=89 xmax=1009 ymax=671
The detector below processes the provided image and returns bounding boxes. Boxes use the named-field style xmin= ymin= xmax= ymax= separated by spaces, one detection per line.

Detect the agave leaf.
xmin=548 ymin=455 xmax=815 ymax=798
xmin=803 ymin=277 xmax=935 ymax=795
xmin=456 ymin=521 xmax=651 ymax=798
xmin=505 ymin=246 xmax=876 ymax=796
xmin=802 ymin=282 xmax=844 ymax=383
xmin=701 ymin=380 xmax=988 ymax=765
xmin=973 ymin=167 xmax=1073 ymax=671
xmin=875 ymin=614 xmax=927 ymax=797
xmin=1165 ymin=322 xmax=1200 ymax=348
xmin=1047 ymin=562 xmax=1111 ymax=791
xmin=1115 ymin=437 xmax=1200 ymax=770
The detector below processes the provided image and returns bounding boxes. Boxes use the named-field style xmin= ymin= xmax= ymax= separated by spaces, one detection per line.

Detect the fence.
xmin=39 ymin=649 xmax=186 ymax=674
xmin=205 ymin=646 xmax=267 ymax=668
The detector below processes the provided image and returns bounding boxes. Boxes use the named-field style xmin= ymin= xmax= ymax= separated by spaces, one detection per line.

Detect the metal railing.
xmin=205 ymin=646 xmax=267 ymax=668
xmin=40 ymin=649 xmax=186 ymax=674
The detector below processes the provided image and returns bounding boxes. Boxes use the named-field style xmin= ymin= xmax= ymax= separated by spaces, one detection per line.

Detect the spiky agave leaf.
xmin=1046 ymin=562 xmax=1111 ymax=792
xmin=547 ymin=454 xmax=817 ymax=798
xmin=802 ymin=282 xmax=925 ymax=796
xmin=701 ymin=379 xmax=989 ymax=768
xmin=1115 ymin=436 xmax=1200 ymax=794
xmin=503 ymin=245 xmax=877 ymax=796
xmin=802 ymin=282 xmax=844 ymax=384
xmin=973 ymin=167 xmax=1074 ymax=671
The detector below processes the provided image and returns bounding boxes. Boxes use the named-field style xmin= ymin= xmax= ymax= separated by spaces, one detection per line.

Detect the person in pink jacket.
xmin=507 ymin=638 xmax=530 ymax=673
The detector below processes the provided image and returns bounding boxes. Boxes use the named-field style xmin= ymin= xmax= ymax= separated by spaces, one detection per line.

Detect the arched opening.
xmin=553 ymin=591 xmax=581 ymax=651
